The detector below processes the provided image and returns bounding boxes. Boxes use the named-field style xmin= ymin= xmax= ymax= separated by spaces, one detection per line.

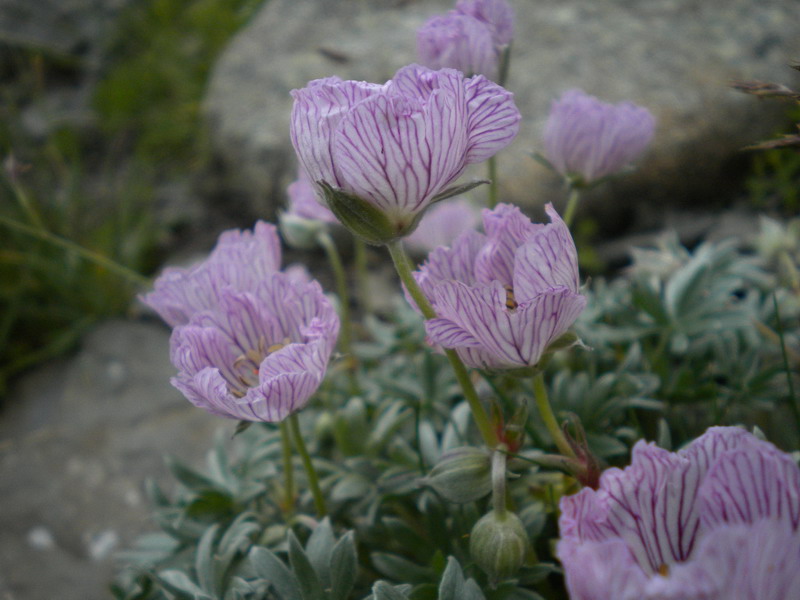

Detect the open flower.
xmin=417 ymin=0 xmax=514 ymax=81
xmin=413 ymin=203 xmax=586 ymax=370
xmin=543 ymin=89 xmax=655 ymax=186
xmin=558 ymin=426 xmax=800 ymax=600
xmin=405 ymin=197 xmax=482 ymax=255
xmin=142 ymin=222 xmax=340 ymax=422
xmin=290 ymin=64 xmax=520 ymax=243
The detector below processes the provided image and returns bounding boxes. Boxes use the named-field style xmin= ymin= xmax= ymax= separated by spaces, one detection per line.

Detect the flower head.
xmin=413 ymin=203 xmax=586 ymax=370
xmin=290 ymin=64 xmax=519 ymax=243
xmin=142 ymin=222 xmax=339 ymax=422
xmin=558 ymin=426 xmax=800 ymax=600
xmin=543 ymin=89 xmax=655 ymax=186
xmin=405 ymin=197 xmax=482 ymax=254
xmin=417 ymin=0 xmax=514 ymax=81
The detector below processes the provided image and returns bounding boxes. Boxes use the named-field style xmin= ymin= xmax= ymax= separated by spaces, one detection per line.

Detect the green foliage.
xmin=113 ymin=223 xmax=800 ymax=599
xmin=94 ymin=0 xmax=264 ymax=164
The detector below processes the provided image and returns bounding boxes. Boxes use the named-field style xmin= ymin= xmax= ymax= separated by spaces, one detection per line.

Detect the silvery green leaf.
xmin=370 ymin=581 xmax=412 ymax=600
xmin=195 ymin=524 xmax=219 ymax=595
xmin=249 ymin=547 xmax=302 ymax=600
xmin=305 ymin=518 xmax=336 ymax=590
xmin=438 ymin=556 xmax=485 ymax=600
xmin=158 ymin=570 xmax=213 ymax=599
xmin=330 ymin=531 xmax=358 ymax=600
xmin=288 ymin=530 xmax=324 ymax=600
xmin=371 ymin=552 xmax=435 ymax=584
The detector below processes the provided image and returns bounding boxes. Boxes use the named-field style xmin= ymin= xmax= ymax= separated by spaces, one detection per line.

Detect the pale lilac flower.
xmin=456 ymin=0 xmax=514 ymax=46
xmin=543 ymin=89 xmax=655 ymax=185
xmin=142 ymin=223 xmax=340 ymax=422
xmin=414 ymin=203 xmax=586 ymax=370
xmin=405 ymin=198 xmax=482 ymax=254
xmin=558 ymin=427 xmax=800 ymax=600
xmin=417 ymin=0 xmax=514 ymax=81
xmin=417 ymin=14 xmax=500 ymax=80
xmin=286 ymin=169 xmax=337 ymax=225
xmin=290 ymin=64 xmax=520 ymax=240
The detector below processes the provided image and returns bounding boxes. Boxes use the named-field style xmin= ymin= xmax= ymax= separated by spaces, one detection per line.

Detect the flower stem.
xmin=353 ymin=237 xmax=372 ymax=313
xmin=487 ymin=156 xmax=498 ymax=208
xmin=279 ymin=421 xmax=295 ymax=515
xmin=562 ymin=186 xmax=581 ymax=228
xmin=386 ymin=239 xmax=498 ymax=448
xmin=491 ymin=446 xmax=508 ymax=517
xmin=316 ymin=231 xmax=359 ymax=394
xmin=288 ymin=413 xmax=327 ymax=517
xmin=532 ymin=372 xmax=576 ymax=459
xmin=0 ymin=214 xmax=149 ymax=286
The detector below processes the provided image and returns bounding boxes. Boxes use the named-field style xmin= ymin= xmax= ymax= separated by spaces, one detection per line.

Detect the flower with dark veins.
xmin=142 ymin=222 xmax=339 ymax=422
xmin=558 ymin=426 xmax=800 ymax=600
xmin=413 ymin=203 xmax=585 ymax=370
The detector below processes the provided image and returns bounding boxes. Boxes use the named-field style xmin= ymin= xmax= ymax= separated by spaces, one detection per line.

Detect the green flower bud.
xmin=423 ymin=447 xmax=492 ymax=503
xmin=279 ymin=211 xmax=326 ymax=250
xmin=469 ymin=510 xmax=529 ymax=584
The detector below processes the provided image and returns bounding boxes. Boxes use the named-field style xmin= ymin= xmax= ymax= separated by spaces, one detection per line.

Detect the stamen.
xmin=504 ymin=284 xmax=518 ymax=310
xmin=657 ymin=563 xmax=670 ymax=577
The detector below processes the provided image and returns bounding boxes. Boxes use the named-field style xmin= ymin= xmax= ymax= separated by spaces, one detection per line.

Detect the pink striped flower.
xmin=417 ymin=0 xmax=514 ymax=81
xmin=290 ymin=64 xmax=520 ymax=243
xmin=558 ymin=427 xmax=800 ymax=600
xmin=405 ymin=197 xmax=482 ymax=255
xmin=142 ymin=223 xmax=340 ymax=422
xmin=413 ymin=203 xmax=585 ymax=370
xmin=543 ymin=89 xmax=655 ymax=186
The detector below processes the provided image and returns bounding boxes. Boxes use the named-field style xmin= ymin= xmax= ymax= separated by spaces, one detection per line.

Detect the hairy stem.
xmin=532 ymin=372 xmax=576 ymax=459
xmin=562 ymin=186 xmax=581 ymax=228
xmin=386 ymin=239 xmax=498 ymax=448
xmin=279 ymin=421 xmax=295 ymax=515
xmin=288 ymin=413 xmax=327 ymax=517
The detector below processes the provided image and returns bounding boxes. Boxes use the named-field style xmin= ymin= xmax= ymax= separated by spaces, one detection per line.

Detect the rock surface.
xmin=205 ymin=0 xmax=800 ymax=232
xmin=0 ymin=320 xmax=223 ymax=600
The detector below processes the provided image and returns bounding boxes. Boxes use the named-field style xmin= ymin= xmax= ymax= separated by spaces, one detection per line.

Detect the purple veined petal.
xmin=416 ymin=228 xmax=486 ymax=292
xmin=455 ymin=0 xmax=515 ymax=46
xmin=513 ymin=204 xmax=580 ymax=301
xmin=290 ymin=77 xmax=384 ymax=189
xmin=425 ymin=317 xmax=483 ymax=347
xmin=511 ymin=288 xmax=586 ymax=362
xmin=333 ymin=89 xmax=468 ymax=219
xmin=142 ymin=222 xmax=281 ymax=327
xmin=286 ymin=169 xmax=338 ymax=224
xmin=170 ymin=325 xmax=242 ymax=392
xmin=474 ymin=203 xmax=542 ymax=286
xmin=172 ymin=370 xmax=250 ymax=420
xmin=416 ymin=13 xmax=499 ymax=80
xmin=557 ymin=537 xmax=648 ymax=600
xmin=389 ymin=64 xmax=464 ymax=102
xmin=405 ymin=197 xmax=482 ymax=255
xmin=699 ymin=442 xmax=800 ymax=531
xmin=542 ymin=89 xmax=655 ymax=183
xmin=463 ymin=74 xmax=520 ymax=163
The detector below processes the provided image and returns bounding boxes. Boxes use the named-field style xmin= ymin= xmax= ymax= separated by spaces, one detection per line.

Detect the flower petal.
xmin=513 ymin=204 xmax=580 ymax=301
xmin=474 ymin=203 xmax=542 ymax=286
xmin=463 ymin=74 xmax=520 ymax=163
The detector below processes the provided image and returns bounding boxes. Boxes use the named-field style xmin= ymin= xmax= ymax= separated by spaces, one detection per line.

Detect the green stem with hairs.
xmin=0 ymin=214 xmax=149 ymax=287
xmin=288 ymin=413 xmax=327 ymax=517
xmin=353 ymin=237 xmax=372 ymax=313
xmin=386 ymin=239 xmax=498 ymax=448
xmin=487 ymin=156 xmax=498 ymax=208
xmin=532 ymin=372 xmax=576 ymax=459
xmin=316 ymin=231 xmax=358 ymax=393
xmin=491 ymin=446 xmax=508 ymax=517
xmin=279 ymin=421 xmax=295 ymax=515
xmin=562 ymin=186 xmax=581 ymax=229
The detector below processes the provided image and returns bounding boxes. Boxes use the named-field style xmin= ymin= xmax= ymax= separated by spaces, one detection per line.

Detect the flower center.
xmin=657 ymin=563 xmax=670 ymax=577
xmin=230 ymin=336 xmax=291 ymax=397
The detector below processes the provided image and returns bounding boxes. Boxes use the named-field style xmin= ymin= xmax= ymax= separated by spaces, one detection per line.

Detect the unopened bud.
xmin=279 ymin=211 xmax=326 ymax=250
xmin=423 ymin=447 xmax=491 ymax=503
xmin=469 ymin=510 xmax=529 ymax=584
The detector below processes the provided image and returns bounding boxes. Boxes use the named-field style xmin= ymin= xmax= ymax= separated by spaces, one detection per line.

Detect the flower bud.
xmin=469 ymin=510 xmax=529 ymax=583
xmin=423 ymin=447 xmax=492 ymax=503
xmin=279 ymin=211 xmax=326 ymax=250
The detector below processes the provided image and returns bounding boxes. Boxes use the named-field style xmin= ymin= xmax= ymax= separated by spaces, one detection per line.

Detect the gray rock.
xmin=205 ymin=0 xmax=800 ymax=231
xmin=0 ymin=0 xmax=131 ymax=63
xmin=0 ymin=320 xmax=224 ymax=600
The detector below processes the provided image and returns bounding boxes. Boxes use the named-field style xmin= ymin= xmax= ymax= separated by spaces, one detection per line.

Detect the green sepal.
xmin=318 ymin=181 xmax=400 ymax=245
